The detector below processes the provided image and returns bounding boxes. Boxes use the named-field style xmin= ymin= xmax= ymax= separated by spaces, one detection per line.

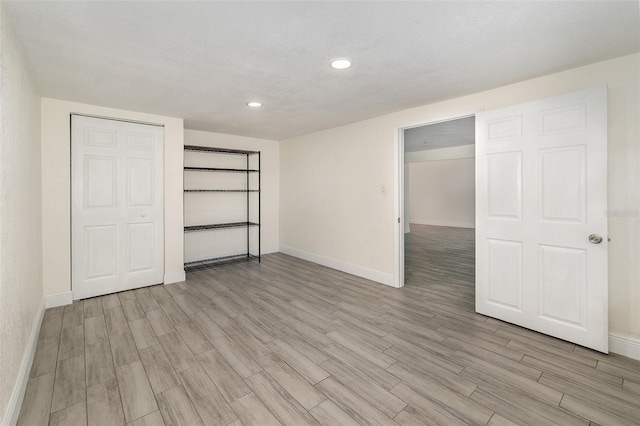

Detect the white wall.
xmin=0 ymin=5 xmax=43 ymax=423
xmin=408 ymin=158 xmax=475 ymax=229
xmin=280 ymin=122 xmax=397 ymax=285
xmin=41 ymin=99 xmax=185 ymax=299
xmin=280 ymin=53 xmax=640 ymax=341
xmin=183 ymin=129 xmax=280 ymax=259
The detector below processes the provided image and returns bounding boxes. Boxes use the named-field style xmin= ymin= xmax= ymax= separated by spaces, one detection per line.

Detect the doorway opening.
xmin=396 ymin=115 xmax=476 ymax=295
xmin=394 ymin=87 xmax=609 ymax=353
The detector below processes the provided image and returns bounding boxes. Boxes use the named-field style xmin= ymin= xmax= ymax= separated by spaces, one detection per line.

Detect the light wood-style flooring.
xmin=18 ymin=224 xmax=640 ymax=425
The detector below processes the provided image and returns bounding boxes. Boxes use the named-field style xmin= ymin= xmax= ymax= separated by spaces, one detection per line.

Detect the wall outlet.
xmin=381 ymin=184 xmax=387 ymax=195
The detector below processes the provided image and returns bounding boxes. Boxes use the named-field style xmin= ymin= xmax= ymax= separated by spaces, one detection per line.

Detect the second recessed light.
xmin=247 ymin=101 xmax=262 ymax=107
xmin=330 ymin=58 xmax=352 ymax=70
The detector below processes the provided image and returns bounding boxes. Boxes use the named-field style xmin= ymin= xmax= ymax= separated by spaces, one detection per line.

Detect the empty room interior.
xmin=1 ymin=1 xmax=640 ymax=425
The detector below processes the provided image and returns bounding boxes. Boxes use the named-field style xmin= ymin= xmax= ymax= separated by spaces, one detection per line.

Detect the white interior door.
xmin=72 ymin=115 xmax=164 ymax=300
xmin=476 ymin=86 xmax=608 ymax=352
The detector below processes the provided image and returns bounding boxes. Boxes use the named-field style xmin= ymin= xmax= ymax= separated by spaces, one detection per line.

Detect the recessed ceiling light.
xmin=247 ymin=101 xmax=262 ymax=107
xmin=330 ymin=58 xmax=352 ymax=70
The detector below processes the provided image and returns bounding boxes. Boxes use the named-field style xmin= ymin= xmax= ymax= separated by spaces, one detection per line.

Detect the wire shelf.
xmin=183 ymin=145 xmax=260 ymax=270
xmin=184 ymin=167 xmax=259 ymax=173
xmin=184 ymin=222 xmax=259 ymax=232
xmin=184 ymin=189 xmax=260 ymax=193
xmin=184 ymin=145 xmax=260 ymax=155
xmin=184 ymin=254 xmax=259 ymax=271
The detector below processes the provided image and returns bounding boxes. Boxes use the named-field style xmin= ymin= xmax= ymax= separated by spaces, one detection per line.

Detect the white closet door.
xmin=476 ymin=86 xmax=608 ymax=352
xmin=72 ymin=115 xmax=164 ymax=299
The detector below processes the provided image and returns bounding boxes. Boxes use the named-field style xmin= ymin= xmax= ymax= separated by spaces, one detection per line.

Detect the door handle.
xmin=588 ymin=234 xmax=603 ymax=244
xmin=141 ymin=214 xmax=147 ymax=218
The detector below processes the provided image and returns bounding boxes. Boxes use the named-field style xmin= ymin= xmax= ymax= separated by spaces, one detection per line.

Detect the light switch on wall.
xmin=380 ymin=184 xmax=387 ymax=195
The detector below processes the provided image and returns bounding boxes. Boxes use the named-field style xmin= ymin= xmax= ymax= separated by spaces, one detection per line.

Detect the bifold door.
xmin=72 ymin=115 xmax=164 ymax=299
xmin=476 ymin=86 xmax=608 ymax=352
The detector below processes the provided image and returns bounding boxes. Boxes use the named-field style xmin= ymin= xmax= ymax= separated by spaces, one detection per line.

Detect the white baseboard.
xmin=2 ymin=299 xmax=45 ymax=426
xmin=262 ymin=245 xmax=279 ymax=255
xmin=279 ymin=246 xmax=395 ymax=287
xmin=44 ymin=291 xmax=73 ymax=308
xmin=164 ymin=270 xmax=186 ymax=284
xmin=609 ymin=333 xmax=640 ymax=361
xmin=411 ymin=219 xmax=475 ymax=229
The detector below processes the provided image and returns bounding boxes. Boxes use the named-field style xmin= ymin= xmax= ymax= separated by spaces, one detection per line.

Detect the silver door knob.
xmin=589 ymin=234 xmax=603 ymax=244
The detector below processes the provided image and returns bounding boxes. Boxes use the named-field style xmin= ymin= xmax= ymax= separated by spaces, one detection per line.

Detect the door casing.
xmin=394 ymin=113 xmax=477 ymax=288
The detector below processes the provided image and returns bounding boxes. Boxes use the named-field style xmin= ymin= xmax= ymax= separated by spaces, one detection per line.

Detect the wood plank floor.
xmin=18 ymin=224 xmax=640 ymax=425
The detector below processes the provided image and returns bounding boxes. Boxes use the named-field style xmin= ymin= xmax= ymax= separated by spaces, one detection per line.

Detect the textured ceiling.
xmin=4 ymin=1 xmax=639 ymax=140
xmin=405 ymin=116 xmax=475 ymax=152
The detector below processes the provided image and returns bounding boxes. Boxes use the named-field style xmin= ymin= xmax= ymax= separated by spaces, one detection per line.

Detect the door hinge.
xmin=398 ymin=218 xmax=401 ymax=224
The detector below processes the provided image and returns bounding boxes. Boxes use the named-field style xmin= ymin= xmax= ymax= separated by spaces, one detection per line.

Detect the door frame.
xmin=70 ymin=113 xmax=166 ymax=299
xmin=393 ymin=112 xmax=477 ymax=288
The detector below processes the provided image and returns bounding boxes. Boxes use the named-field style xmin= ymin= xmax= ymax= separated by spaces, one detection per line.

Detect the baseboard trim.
xmin=411 ymin=219 xmax=475 ymax=229
xmin=262 ymin=245 xmax=279 ymax=255
xmin=44 ymin=291 xmax=73 ymax=308
xmin=2 ymin=299 xmax=45 ymax=426
xmin=164 ymin=270 xmax=186 ymax=285
xmin=609 ymin=333 xmax=640 ymax=361
xmin=279 ymin=246 xmax=395 ymax=287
